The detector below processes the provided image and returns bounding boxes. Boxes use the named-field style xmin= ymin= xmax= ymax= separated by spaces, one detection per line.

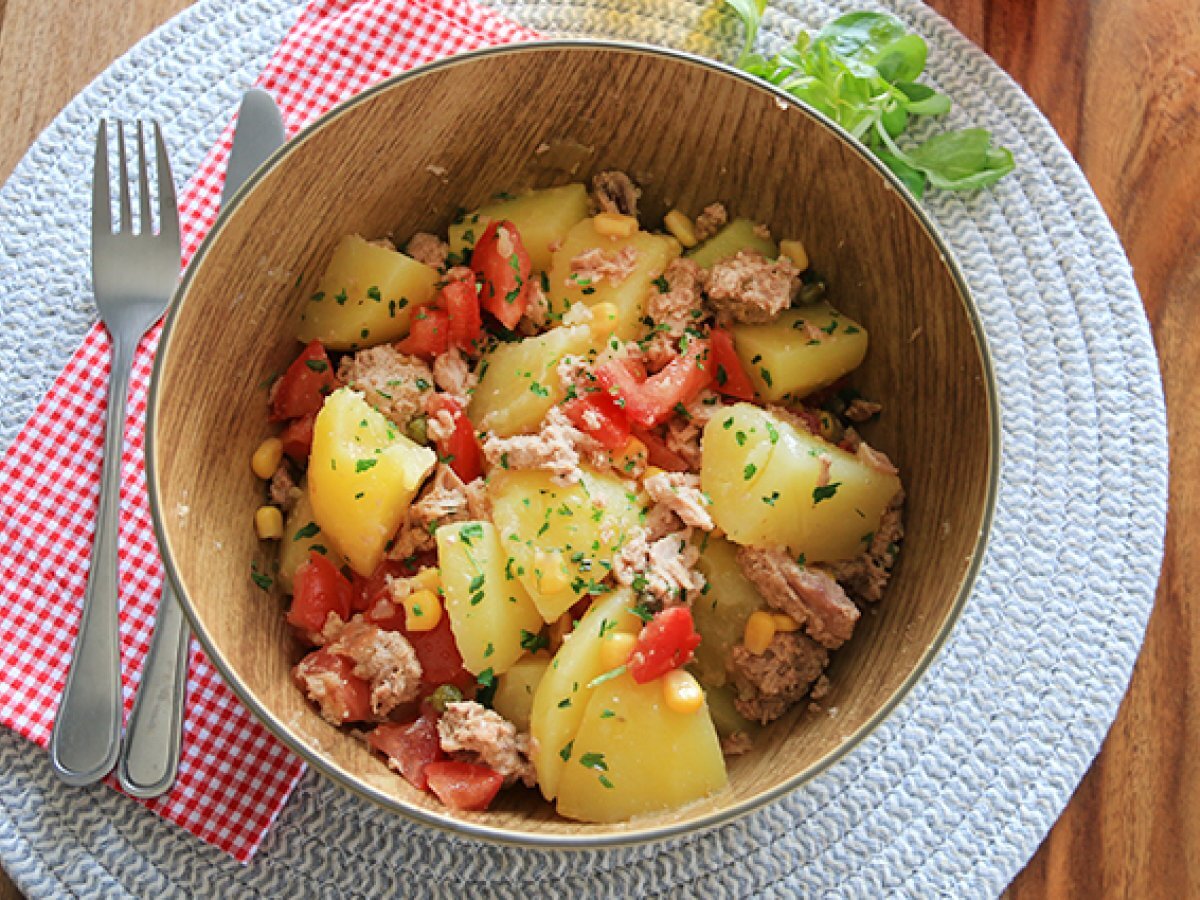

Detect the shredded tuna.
xmin=337 ymin=346 xmax=433 ymax=427
xmin=444 ymin=265 xmax=473 ymax=284
xmin=815 ymin=453 xmax=833 ymax=489
xmin=721 ymin=731 xmax=754 ymax=756
xmin=269 ymin=464 xmax=302 ymax=513
xmin=736 ymin=546 xmax=860 ymax=649
xmin=591 ymin=170 xmax=640 ymax=217
xmin=809 ymin=674 xmax=832 ymax=701
xmin=844 ymin=397 xmax=882 ymax=422
xmin=856 ymin=440 xmax=899 ymax=476
xmin=614 ymin=526 xmax=705 ymax=607
xmin=693 ymin=202 xmax=728 ymax=243
xmin=568 ymin=246 xmax=638 ymax=288
xmin=643 ymin=258 xmax=708 ymax=368
xmin=432 ymin=347 xmax=477 ymax=402
xmin=522 ymin=278 xmax=552 ymax=330
xmin=826 ymin=489 xmax=905 ymax=602
xmin=727 ymin=631 xmax=829 ymax=724
xmin=406 ymin=232 xmax=449 ymax=269
xmin=644 ymin=471 xmax=713 ymax=531
xmin=293 ymin=656 xmax=358 ymax=726
xmin=368 ymin=237 xmax=397 ymax=251
xmin=752 ymin=222 xmax=772 ymax=241
xmin=327 ymin=619 xmax=423 ymax=718
xmin=706 ymin=250 xmax=802 ymax=325
xmin=840 ymin=426 xmax=863 ymax=451
xmin=424 ymin=398 xmax=456 ymax=446
xmin=481 ymin=407 xmax=603 ymax=485
xmin=387 ymin=465 xmax=489 ymax=560
xmin=439 ymin=700 xmax=537 ymax=787
xmin=661 ymin=389 xmax=725 ymax=473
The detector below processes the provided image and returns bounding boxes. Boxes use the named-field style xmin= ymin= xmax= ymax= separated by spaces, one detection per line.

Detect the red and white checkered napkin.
xmin=0 ymin=0 xmax=537 ymax=863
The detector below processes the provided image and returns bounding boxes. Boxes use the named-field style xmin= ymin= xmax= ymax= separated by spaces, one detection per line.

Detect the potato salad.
xmin=251 ymin=172 xmax=905 ymax=820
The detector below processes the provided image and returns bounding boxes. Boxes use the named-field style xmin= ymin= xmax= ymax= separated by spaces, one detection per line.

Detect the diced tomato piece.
xmin=471 ymin=220 xmax=532 ymax=330
xmin=367 ymin=714 xmax=445 ymax=791
xmin=628 ymin=606 xmax=703 ymax=684
xmin=287 ymin=550 xmax=354 ymax=635
xmin=596 ymin=338 xmax=712 ymax=428
xmin=561 ymin=392 xmax=631 ymax=451
xmin=632 ymin=428 xmax=691 ymax=473
xmin=426 ymin=394 xmax=483 ymax=483
xmin=396 ymin=307 xmax=451 ymax=358
xmin=270 ymin=340 xmax=336 ymax=421
xmin=279 ymin=413 xmax=316 ymax=463
xmin=424 ymin=760 xmax=505 ymax=811
xmin=406 ymin=614 xmax=475 ymax=694
xmin=708 ymin=328 xmax=756 ymax=401
xmin=440 ymin=280 xmax=484 ymax=355
xmin=292 ymin=648 xmax=373 ymax=723
xmin=352 ymin=557 xmax=414 ymax=614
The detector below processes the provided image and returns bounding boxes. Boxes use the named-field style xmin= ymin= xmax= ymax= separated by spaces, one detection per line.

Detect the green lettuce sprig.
xmin=725 ymin=5 xmax=1014 ymax=197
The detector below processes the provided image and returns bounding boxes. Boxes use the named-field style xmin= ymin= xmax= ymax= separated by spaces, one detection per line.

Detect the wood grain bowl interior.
xmin=148 ymin=43 xmax=996 ymax=845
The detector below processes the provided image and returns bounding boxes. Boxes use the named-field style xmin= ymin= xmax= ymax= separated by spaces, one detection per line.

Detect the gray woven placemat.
xmin=0 ymin=0 xmax=1167 ymax=896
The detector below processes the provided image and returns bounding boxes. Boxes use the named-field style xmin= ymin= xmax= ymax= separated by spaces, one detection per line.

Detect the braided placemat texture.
xmin=0 ymin=0 xmax=1167 ymax=896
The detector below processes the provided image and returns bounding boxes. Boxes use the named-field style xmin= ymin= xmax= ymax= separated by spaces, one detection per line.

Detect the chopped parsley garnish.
xmin=250 ymin=562 xmax=272 ymax=591
xmin=813 ymin=482 xmax=842 ymax=504
xmin=366 ymin=285 xmax=382 ymax=302
xmin=560 ymin=741 xmax=574 ymax=762
xmin=459 ymin=523 xmax=483 ymax=547
xmin=355 ymin=459 xmax=378 ymax=473
xmin=579 ymin=752 xmax=608 ymax=772
xmin=293 ymin=522 xmax=320 ymax=541
xmin=520 ymin=629 xmax=549 ymax=653
xmin=743 ymin=462 xmax=758 ymax=480
xmin=304 ymin=359 xmax=328 ymax=373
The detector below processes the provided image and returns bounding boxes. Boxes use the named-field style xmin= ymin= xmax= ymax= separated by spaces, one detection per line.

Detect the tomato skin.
xmin=628 ymin=606 xmax=703 ymax=684
xmin=440 ymin=280 xmax=484 ymax=355
xmin=396 ymin=307 xmax=451 ymax=358
xmin=292 ymin=648 xmax=373 ymax=723
xmin=471 ymin=220 xmax=532 ymax=330
xmin=708 ymin=328 xmax=756 ymax=401
xmin=426 ymin=394 xmax=483 ymax=483
xmin=632 ymin=428 xmax=691 ymax=473
xmin=406 ymin=614 xmax=475 ymax=694
xmin=270 ymin=340 xmax=336 ymax=421
xmin=424 ymin=761 xmax=505 ymax=811
xmin=367 ymin=714 xmax=445 ymax=791
xmin=279 ymin=413 xmax=316 ymax=463
xmin=561 ymin=392 xmax=631 ymax=451
xmin=287 ymin=550 xmax=355 ymax=635
xmin=596 ymin=339 xmax=712 ymax=428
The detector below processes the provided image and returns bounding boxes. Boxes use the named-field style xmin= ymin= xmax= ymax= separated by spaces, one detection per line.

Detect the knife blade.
xmin=220 ymin=87 xmax=287 ymax=208
xmin=117 ymin=89 xmax=286 ymax=799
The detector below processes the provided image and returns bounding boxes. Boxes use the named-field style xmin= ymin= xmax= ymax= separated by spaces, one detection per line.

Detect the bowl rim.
xmin=147 ymin=37 xmax=1001 ymax=850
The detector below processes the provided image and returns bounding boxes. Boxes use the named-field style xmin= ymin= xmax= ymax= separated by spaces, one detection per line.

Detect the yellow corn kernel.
xmin=662 ymin=669 xmax=705 ymax=714
xmin=411 ymin=567 xmax=440 ymax=592
xmin=663 ymin=235 xmax=683 ymax=256
xmin=611 ymin=436 xmax=648 ymax=475
xmin=600 ymin=632 xmax=636 ymax=670
xmin=403 ymin=588 xmax=442 ymax=632
xmin=251 ymin=437 xmax=283 ymax=480
xmin=663 ymin=209 xmax=698 ymax=248
xmin=254 ymin=505 xmax=284 ymax=540
xmin=589 ymin=302 xmax=620 ymax=341
xmin=535 ymin=548 xmax=570 ymax=594
xmin=743 ymin=611 xmax=777 ymax=655
xmin=643 ymin=465 xmax=666 ymax=482
xmin=779 ymin=238 xmax=810 ymax=272
xmin=772 ymin=613 xmax=801 ymax=633
xmin=593 ymin=212 xmax=638 ymax=238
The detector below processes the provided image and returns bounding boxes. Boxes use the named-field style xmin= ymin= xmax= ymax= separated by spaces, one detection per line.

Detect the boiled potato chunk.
xmin=698 ymin=403 xmax=777 ymax=524
xmin=555 ymin=670 xmax=726 ymax=823
xmin=489 ymin=468 xmax=646 ymax=622
xmin=686 ymin=218 xmax=777 ymax=268
xmin=296 ymin=234 xmax=439 ymax=350
xmin=277 ymin=480 xmax=345 ymax=593
xmin=691 ymin=534 xmax=769 ymax=688
xmin=308 ymin=388 xmax=436 ymax=576
xmin=702 ymin=683 xmax=761 ymax=741
xmin=492 ymin=654 xmax=550 ymax=732
xmin=702 ymin=404 xmax=901 ymax=562
xmin=436 ymin=521 xmax=544 ymax=676
xmin=546 ymin=218 xmax=680 ymax=340
xmin=467 ymin=325 xmax=591 ymax=437
xmin=447 ymin=183 xmax=590 ymax=273
xmin=530 ymin=589 xmax=642 ymax=800
xmin=732 ymin=303 xmax=869 ymax=403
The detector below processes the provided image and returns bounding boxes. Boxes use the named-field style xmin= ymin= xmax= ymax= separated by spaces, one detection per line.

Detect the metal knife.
xmin=117 ymin=88 xmax=286 ymax=799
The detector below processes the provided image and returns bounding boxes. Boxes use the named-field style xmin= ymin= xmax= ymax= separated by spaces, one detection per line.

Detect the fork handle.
xmin=49 ymin=334 xmax=135 ymax=785
xmin=118 ymin=580 xmax=189 ymax=798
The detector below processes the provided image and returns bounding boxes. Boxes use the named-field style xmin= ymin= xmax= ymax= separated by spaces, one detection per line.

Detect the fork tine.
xmin=91 ymin=121 xmax=111 ymax=239
xmin=116 ymin=122 xmax=133 ymax=234
xmin=136 ymin=122 xmax=153 ymax=236
xmin=153 ymin=122 xmax=181 ymax=256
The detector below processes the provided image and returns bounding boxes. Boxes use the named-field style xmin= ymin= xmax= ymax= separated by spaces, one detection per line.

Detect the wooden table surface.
xmin=0 ymin=0 xmax=1194 ymax=896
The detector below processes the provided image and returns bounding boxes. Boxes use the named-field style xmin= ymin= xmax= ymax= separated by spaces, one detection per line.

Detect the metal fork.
xmin=49 ymin=121 xmax=180 ymax=786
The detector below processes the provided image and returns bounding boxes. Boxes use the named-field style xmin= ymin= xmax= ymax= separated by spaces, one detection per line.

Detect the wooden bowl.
xmin=148 ymin=42 xmax=998 ymax=847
